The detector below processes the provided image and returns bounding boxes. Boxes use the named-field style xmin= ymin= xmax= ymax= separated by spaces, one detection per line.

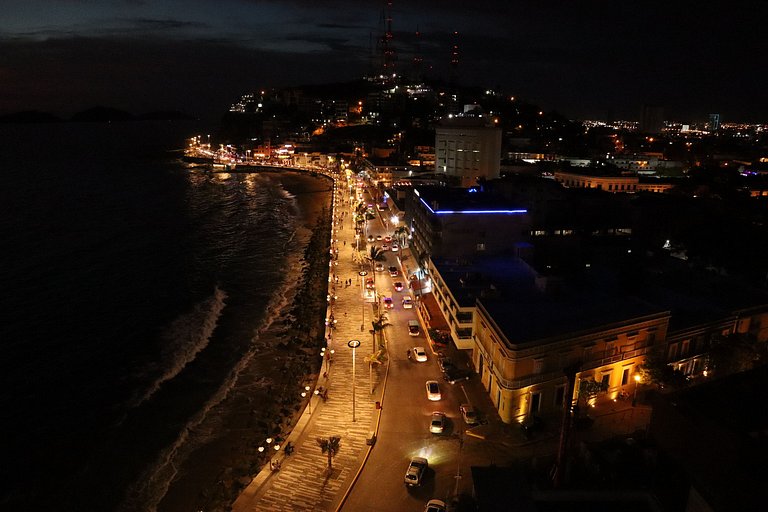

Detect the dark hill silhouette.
xmin=70 ymin=106 xmax=135 ymax=122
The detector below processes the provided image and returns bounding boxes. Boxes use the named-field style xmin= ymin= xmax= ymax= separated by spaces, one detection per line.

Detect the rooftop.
xmin=432 ymin=256 xmax=668 ymax=346
xmin=414 ymin=186 xmax=527 ymax=215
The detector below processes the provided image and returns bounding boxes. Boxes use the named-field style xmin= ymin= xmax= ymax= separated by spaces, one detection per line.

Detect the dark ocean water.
xmin=0 ymin=122 xmax=326 ymax=511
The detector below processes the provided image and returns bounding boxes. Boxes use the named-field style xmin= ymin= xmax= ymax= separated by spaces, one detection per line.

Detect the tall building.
xmin=640 ymin=104 xmax=664 ymax=134
xmin=435 ymin=117 xmax=501 ymax=186
xmin=708 ymin=113 xmax=720 ymax=132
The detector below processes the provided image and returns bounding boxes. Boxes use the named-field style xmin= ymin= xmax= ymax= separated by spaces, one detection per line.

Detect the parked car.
xmin=404 ymin=457 xmax=428 ymax=487
xmin=459 ymin=403 xmax=479 ymax=425
xmin=394 ymin=281 xmax=404 ymax=291
xmin=402 ymin=295 xmax=413 ymax=309
xmin=424 ymin=499 xmax=447 ymax=512
xmin=438 ymin=356 xmax=454 ymax=373
xmin=425 ymin=380 xmax=441 ymax=401
xmin=413 ymin=346 xmax=428 ymax=362
xmin=430 ymin=412 xmax=446 ymax=434
xmin=444 ymin=366 xmax=471 ymax=384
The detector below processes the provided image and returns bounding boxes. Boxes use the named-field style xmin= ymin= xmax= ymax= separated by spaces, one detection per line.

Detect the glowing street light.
xmin=632 ymin=373 xmax=641 ymax=406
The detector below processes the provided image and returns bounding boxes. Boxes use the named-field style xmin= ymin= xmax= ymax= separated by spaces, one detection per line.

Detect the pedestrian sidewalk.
xmin=233 ymin=174 xmax=388 ymax=512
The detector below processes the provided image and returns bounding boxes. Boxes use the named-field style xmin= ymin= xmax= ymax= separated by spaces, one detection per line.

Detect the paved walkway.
xmin=233 ymin=174 xmax=386 ymax=511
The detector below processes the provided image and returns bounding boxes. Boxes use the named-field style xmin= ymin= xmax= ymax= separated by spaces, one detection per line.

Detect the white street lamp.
xmin=348 ymin=339 xmax=361 ymax=422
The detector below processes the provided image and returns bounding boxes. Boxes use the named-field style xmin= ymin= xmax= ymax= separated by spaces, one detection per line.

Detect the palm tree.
xmin=371 ymin=311 xmax=390 ymax=351
xmin=364 ymin=349 xmax=385 ymax=394
xmin=365 ymin=245 xmax=387 ymax=289
xmin=393 ymin=225 xmax=410 ymax=248
xmin=316 ymin=436 xmax=341 ymax=472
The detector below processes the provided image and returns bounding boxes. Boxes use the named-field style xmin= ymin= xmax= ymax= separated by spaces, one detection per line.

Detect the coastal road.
xmin=341 ymin=189 xmax=475 ymax=511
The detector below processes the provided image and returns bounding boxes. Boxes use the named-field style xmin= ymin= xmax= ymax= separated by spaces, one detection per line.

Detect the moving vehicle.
xmin=402 ymin=295 xmax=413 ymax=309
xmin=376 ymin=235 xmax=383 ymax=241
xmin=382 ymin=296 xmax=394 ymax=309
xmin=460 ymin=403 xmax=479 ymax=425
xmin=391 ymin=243 xmax=399 ymax=252
xmin=365 ymin=277 xmax=375 ymax=289
xmin=404 ymin=457 xmax=428 ymax=487
xmin=424 ymin=499 xmax=447 ymax=512
xmin=425 ymin=380 xmax=441 ymax=401
xmin=388 ymin=266 xmax=399 ymax=277
xmin=408 ymin=320 xmax=420 ymax=336
xmin=394 ymin=281 xmax=404 ymax=291
xmin=413 ymin=346 xmax=427 ymax=362
xmin=375 ymin=263 xmax=385 ymax=272
xmin=382 ymin=243 xmax=390 ymax=251
xmin=367 ymin=235 xmax=375 ymax=242
xmin=430 ymin=412 xmax=446 ymax=434
xmin=384 ymin=236 xmax=392 ymax=243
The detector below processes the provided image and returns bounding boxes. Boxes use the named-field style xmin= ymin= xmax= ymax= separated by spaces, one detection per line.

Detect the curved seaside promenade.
xmin=232 ymin=169 xmax=387 ymax=511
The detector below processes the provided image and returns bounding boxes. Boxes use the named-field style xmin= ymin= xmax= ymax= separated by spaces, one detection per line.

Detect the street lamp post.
xmin=303 ymin=385 xmax=313 ymax=415
xmin=348 ymin=339 xmax=361 ymax=422
xmin=632 ymin=374 xmax=641 ymax=407
xmin=359 ymin=270 xmax=368 ymax=331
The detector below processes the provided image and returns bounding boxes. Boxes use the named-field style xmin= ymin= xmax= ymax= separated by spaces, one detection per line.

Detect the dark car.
xmin=437 ymin=356 xmax=454 ymax=373
xmin=443 ymin=366 xmax=471 ymax=384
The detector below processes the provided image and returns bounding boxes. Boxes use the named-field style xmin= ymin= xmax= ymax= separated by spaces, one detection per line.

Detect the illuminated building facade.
xmin=554 ymin=170 xmax=673 ymax=193
xmin=435 ymin=117 xmax=502 ymax=187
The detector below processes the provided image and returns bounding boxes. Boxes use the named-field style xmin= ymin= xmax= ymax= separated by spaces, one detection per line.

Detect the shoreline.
xmin=156 ymin=171 xmax=333 ymax=512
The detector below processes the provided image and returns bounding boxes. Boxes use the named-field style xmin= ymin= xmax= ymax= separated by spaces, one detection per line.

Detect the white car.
xmin=425 ymin=380 xmax=441 ymax=401
xmin=430 ymin=412 xmax=446 ymax=434
xmin=424 ymin=499 xmax=446 ymax=512
xmin=404 ymin=457 xmax=428 ymax=487
xmin=402 ymin=295 xmax=413 ymax=309
xmin=460 ymin=403 xmax=479 ymax=425
xmin=382 ymin=243 xmax=390 ymax=251
xmin=391 ymin=243 xmax=399 ymax=252
xmin=413 ymin=346 xmax=428 ymax=362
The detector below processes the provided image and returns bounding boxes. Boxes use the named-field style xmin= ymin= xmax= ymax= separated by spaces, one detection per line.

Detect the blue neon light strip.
xmin=419 ymin=197 xmax=527 ymax=215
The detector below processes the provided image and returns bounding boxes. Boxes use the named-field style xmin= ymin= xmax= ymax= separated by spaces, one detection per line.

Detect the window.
xmin=554 ymin=385 xmax=565 ymax=406
xmin=533 ymin=358 xmax=544 ymax=374
xmin=531 ymin=392 xmax=541 ymax=413
xmin=622 ymin=367 xmax=630 ymax=386
xmin=600 ymin=373 xmax=611 ymax=389
xmin=476 ymin=243 xmax=486 ymax=251
xmin=668 ymin=342 xmax=679 ymax=361
xmin=681 ymin=340 xmax=690 ymax=357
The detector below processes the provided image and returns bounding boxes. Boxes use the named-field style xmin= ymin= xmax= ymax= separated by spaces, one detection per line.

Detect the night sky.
xmin=2 ymin=0 xmax=767 ymax=122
